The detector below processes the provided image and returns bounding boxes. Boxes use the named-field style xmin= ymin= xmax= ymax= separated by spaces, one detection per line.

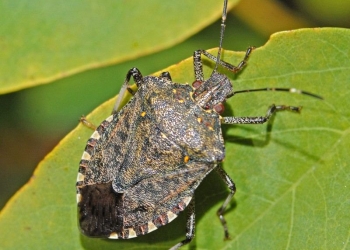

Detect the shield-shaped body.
xmin=76 ymin=76 xmax=226 ymax=239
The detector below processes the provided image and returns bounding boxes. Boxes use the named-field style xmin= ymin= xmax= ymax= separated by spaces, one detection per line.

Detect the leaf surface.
xmin=0 ymin=28 xmax=349 ymax=250
xmin=0 ymin=0 xmax=231 ymax=94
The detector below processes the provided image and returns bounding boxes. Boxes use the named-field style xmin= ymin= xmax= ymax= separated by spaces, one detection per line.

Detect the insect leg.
xmin=193 ymin=47 xmax=254 ymax=81
xmin=222 ymin=104 xmax=302 ymax=124
xmin=169 ymin=197 xmax=196 ymax=250
xmin=79 ymin=116 xmax=97 ymax=130
xmin=112 ymin=67 xmax=144 ymax=114
xmin=216 ymin=165 xmax=236 ymax=240
xmin=159 ymin=71 xmax=172 ymax=81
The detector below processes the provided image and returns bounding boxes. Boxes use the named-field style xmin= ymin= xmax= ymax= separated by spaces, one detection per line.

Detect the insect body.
xmin=77 ymin=69 xmax=227 ymax=239
xmin=76 ymin=0 xmax=321 ymax=249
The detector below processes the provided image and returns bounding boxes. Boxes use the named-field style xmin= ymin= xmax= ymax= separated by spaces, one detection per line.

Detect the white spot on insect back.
xmin=106 ymin=115 xmax=114 ymax=122
xmin=148 ymin=221 xmax=157 ymax=233
xmin=76 ymin=193 xmax=82 ymax=203
xmin=128 ymin=228 xmax=137 ymax=238
xmin=183 ymin=196 xmax=192 ymax=206
xmin=167 ymin=211 xmax=177 ymax=222
xmin=90 ymin=131 xmax=100 ymax=140
xmin=109 ymin=232 xmax=118 ymax=239
xmin=81 ymin=151 xmax=91 ymax=160
xmin=77 ymin=173 xmax=84 ymax=182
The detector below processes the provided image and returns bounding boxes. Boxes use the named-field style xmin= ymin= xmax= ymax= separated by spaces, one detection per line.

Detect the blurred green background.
xmin=0 ymin=0 xmax=349 ymax=210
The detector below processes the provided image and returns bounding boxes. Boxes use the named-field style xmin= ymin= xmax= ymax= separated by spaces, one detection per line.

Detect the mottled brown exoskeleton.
xmin=76 ymin=0 xmax=322 ymax=249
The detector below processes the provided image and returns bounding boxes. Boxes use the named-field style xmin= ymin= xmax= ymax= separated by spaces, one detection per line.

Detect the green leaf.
xmin=0 ymin=28 xmax=349 ymax=250
xmin=0 ymin=0 xmax=234 ymax=94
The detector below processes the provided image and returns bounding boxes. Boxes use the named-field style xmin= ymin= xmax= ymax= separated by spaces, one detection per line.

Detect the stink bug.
xmin=76 ymin=0 xmax=322 ymax=249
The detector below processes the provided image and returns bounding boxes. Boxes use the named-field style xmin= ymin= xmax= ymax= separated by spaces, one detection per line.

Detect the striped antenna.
xmin=232 ymin=87 xmax=323 ymax=100
xmin=213 ymin=0 xmax=228 ymax=73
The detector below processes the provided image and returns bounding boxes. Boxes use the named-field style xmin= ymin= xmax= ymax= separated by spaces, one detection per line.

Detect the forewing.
xmin=76 ymin=92 xmax=146 ymax=236
xmin=78 ymin=161 xmax=215 ymax=238
xmin=77 ymin=97 xmax=141 ymax=186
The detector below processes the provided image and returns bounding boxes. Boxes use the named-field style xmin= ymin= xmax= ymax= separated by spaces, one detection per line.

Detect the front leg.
xmin=193 ymin=47 xmax=254 ymax=81
xmin=222 ymin=104 xmax=302 ymax=124
xmin=112 ymin=67 xmax=144 ymax=114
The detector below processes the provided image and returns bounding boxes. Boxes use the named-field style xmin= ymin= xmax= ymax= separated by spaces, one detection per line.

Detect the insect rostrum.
xmin=76 ymin=0 xmax=321 ymax=249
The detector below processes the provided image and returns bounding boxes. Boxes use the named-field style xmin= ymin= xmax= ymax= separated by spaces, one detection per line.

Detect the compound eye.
xmin=192 ymin=80 xmax=202 ymax=89
xmin=213 ymin=103 xmax=225 ymax=114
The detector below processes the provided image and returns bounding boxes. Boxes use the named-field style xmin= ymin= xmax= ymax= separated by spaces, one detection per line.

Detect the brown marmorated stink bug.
xmin=76 ymin=0 xmax=322 ymax=249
